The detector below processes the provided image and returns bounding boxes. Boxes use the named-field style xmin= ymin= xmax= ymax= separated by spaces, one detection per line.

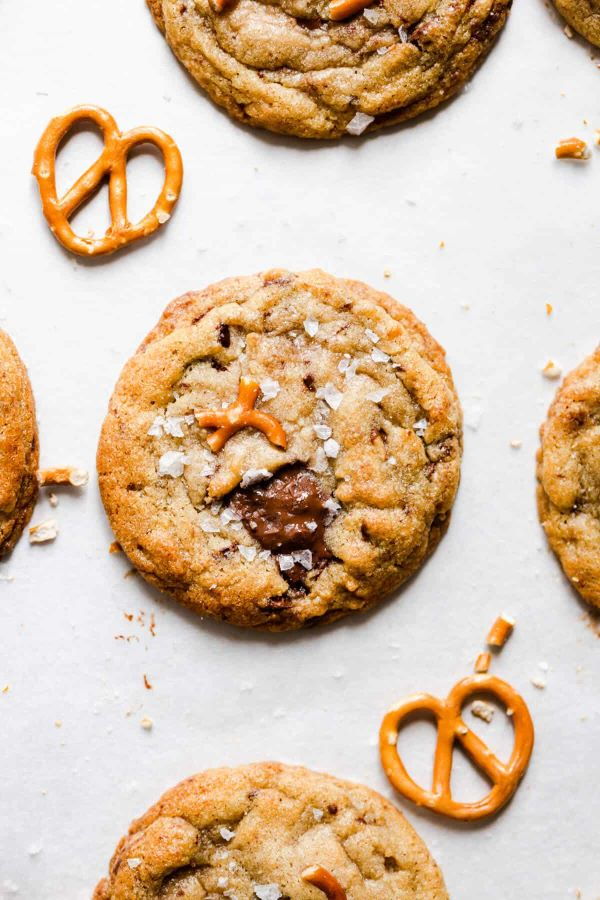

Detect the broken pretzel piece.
xmin=302 ymin=866 xmax=347 ymax=899
xmin=487 ymin=613 xmax=515 ymax=648
xmin=555 ymin=137 xmax=590 ymax=160
xmin=38 ymin=466 xmax=89 ymax=487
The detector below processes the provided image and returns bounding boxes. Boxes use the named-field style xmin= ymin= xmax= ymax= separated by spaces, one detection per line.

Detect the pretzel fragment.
xmin=380 ymin=674 xmax=534 ymax=821
xmin=474 ymin=651 xmax=491 ymax=674
xmin=302 ymin=866 xmax=347 ymax=899
xmin=329 ymin=0 xmax=372 ymax=19
xmin=38 ymin=466 xmax=88 ymax=487
xmin=487 ymin=613 xmax=515 ymax=648
xmin=555 ymin=137 xmax=590 ymax=160
xmin=32 ymin=105 xmax=183 ymax=256
xmin=195 ymin=377 xmax=287 ymax=452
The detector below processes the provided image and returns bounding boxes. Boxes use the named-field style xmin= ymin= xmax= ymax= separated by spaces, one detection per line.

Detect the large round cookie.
xmin=0 ymin=330 xmax=38 ymax=555
xmin=537 ymin=348 xmax=600 ymax=608
xmin=147 ymin=0 xmax=512 ymax=140
xmin=98 ymin=269 xmax=462 ymax=630
xmin=93 ymin=762 xmax=448 ymax=899
xmin=553 ymin=0 xmax=600 ymax=47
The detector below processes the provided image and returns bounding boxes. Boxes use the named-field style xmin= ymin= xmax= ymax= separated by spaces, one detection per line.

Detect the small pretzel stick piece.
xmin=486 ymin=614 xmax=515 ymax=648
xmin=38 ymin=466 xmax=89 ymax=487
xmin=329 ymin=0 xmax=370 ymax=19
xmin=474 ymin=651 xmax=491 ymax=674
xmin=302 ymin=866 xmax=347 ymax=899
xmin=555 ymin=137 xmax=590 ymax=160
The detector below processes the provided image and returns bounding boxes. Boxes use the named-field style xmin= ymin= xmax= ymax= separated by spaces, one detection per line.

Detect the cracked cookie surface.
xmin=97 ymin=269 xmax=462 ymax=630
xmin=146 ymin=0 xmax=512 ymax=139
xmin=537 ymin=348 xmax=600 ymax=608
xmin=0 ymin=330 xmax=38 ymax=555
xmin=553 ymin=0 xmax=600 ymax=46
xmin=92 ymin=761 xmax=448 ymax=899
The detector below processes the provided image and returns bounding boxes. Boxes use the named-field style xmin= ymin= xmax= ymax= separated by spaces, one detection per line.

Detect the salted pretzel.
xmin=212 ymin=0 xmax=373 ymax=20
xmin=32 ymin=105 xmax=183 ymax=257
xmin=380 ymin=674 xmax=534 ymax=821
xmin=195 ymin=376 xmax=287 ymax=452
xmin=302 ymin=866 xmax=346 ymax=899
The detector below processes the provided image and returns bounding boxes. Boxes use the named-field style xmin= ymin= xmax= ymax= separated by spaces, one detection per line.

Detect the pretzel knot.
xmin=195 ymin=376 xmax=287 ymax=453
xmin=380 ymin=674 xmax=534 ymax=821
xmin=32 ymin=105 xmax=183 ymax=257
xmin=302 ymin=866 xmax=347 ymax=899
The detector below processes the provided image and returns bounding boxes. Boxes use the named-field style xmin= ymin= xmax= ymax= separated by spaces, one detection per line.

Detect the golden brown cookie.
xmin=92 ymin=762 xmax=448 ymax=899
xmin=553 ymin=0 xmax=600 ymax=47
xmin=146 ymin=0 xmax=512 ymax=140
xmin=97 ymin=269 xmax=462 ymax=630
xmin=537 ymin=347 xmax=600 ymax=608
xmin=0 ymin=330 xmax=39 ymax=555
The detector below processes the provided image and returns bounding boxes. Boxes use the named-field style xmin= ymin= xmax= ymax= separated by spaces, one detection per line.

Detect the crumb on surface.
xmin=29 ymin=519 xmax=58 ymax=544
xmin=541 ymin=360 xmax=562 ymax=380
xmin=555 ymin=137 xmax=590 ymax=160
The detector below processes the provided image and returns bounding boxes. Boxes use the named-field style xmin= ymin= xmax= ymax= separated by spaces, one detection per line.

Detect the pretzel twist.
xmin=302 ymin=866 xmax=347 ymax=899
xmin=380 ymin=674 xmax=534 ymax=821
xmin=32 ymin=105 xmax=183 ymax=256
xmin=195 ymin=376 xmax=287 ymax=452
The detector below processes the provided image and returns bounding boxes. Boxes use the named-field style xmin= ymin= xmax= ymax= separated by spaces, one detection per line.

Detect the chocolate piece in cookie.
xmin=537 ymin=347 xmax=600 ymax=608
xmin=0 ymin=331 xmax=39 ymax=555
xmin=553 ymin=0 xmax=600 ymax=47
xmin=98 ymin=269 xmax=462 ymax=630
xmin=93 ymin=762 xmax=448 ymax=899
xmin=146 ymin=0 xmax=512 ymax=140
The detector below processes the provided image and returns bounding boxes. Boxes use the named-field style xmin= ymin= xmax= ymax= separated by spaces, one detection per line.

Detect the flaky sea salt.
xmin=346 ymin=112 xmax=374 ymax=136
xmin=316 ymin=383 xmax=343 ymax=410
xmin=220 ymin=827 xmax=236 ymax=842
xmin=363 ymin=7 xmax=379 ymax=22
xmin=254 ymin=885 xmax=282 ymax=900
xmin=338 ymin=355 xmax=359 ymax=379
xmin=147 ymin=415 xmax=192 ymax=438
xmin=238 ymin=545 xmax=257 ymax=562
xmin=413 ymin=418 xmax=427 ymax=437
xmin=323 ymin=438 xmax=340 ymax=459
xmin=311 ymin=807 xmax=324 ymax=821
xmin=259 ymin=377 xmax=281 ymax=401
xmin=398 ymin=25 xmax=409 ymax=42
xmin=371 ymin=347 xmax=390 ymax=363
xmin=306 ymin=521 xmax=318 ymax=532
xmin=313 ymin=424 xmax=332 ymax=440
xmin=127 ymin=858 xmax=142 ymax=869
xmin=158 ymin=451 xmax=189 ymax=477
xmin=258 ymin=549 xmax=272 ymax=560
xmin=278 ymin=554 xmax=294 ymax=572
xmin=200 ymin=519 xmax=220 ymax=534
xmin=311 ymin=447 xmax=328 ymax=473
xmin=324 ymin=498 xmax=341 ymax=515
xmin=240 ymin=468 xmax=271 ymax=489
xmin=293 ymin=549 xmax=313 ymax=570
xmin=220 ymin=508 xmax=241 ymax=526
xmin=303 ymin=317 xmax=319 ymax=337
xmin=365 ymin=328 xmax=380 ymax=344
xmin=367 ymin=387 xmax=390 ymax=403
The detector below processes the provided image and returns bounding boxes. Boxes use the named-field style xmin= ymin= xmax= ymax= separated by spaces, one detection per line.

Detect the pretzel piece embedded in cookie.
xmin=302 ymin=866 xmax=347 ymax=899
xmin=195 ymin=376 xmax=287 ymax=452
xmin=380 ymin=674 xmax=534 ymax=821
xmin=32 ymin=105 xmax=183 ymax=256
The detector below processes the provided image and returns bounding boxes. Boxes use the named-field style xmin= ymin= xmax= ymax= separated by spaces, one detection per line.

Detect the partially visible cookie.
xmin=537 ymin=348 xmax=600 ymax=608
xmin=97 ymin=269 xmax=462 ymax=630
xmin=0 ymin=331 xmax=38 ymax=555
xmin=92 ymin=762 xmax=448 ymax=899
xmin=146 ymin=0 xmax=512 ymax=140
xmin=553 ymin=0 xmax=600 ymax=47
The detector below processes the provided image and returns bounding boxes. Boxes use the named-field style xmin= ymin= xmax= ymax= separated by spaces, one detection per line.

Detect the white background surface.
xmin=1 ymin=1 xmax=599 ymax=897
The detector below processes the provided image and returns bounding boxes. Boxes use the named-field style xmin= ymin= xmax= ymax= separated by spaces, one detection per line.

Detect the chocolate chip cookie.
xmin=93 ymin=762 xmax=448 ymax=899
xmin=146 ymin=0 xmax=512 ymax=139
xmin=553 ymin=0 xmax=600 ymax=47
xmin=0 ymin=330 xmax=39 ymax=555
xmin=97 ymin=269 xmax=462 ymax=630
xmin=537 ymin=347 xmax=600 ymax=608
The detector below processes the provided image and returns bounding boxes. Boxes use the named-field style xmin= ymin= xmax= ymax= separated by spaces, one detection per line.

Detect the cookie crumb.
xmin=109 ymin=541 xmax=122 ymax=554
xmin=143 ymin=674 xmax=153 ymax=690
xmin=545 ymin=303 xmax=553 ymax=315
xmin=140 ymin=717 xmax=153 ymax=730
xmin=541 ymin=360 xmax=562 ymax=380
xmin=530 ymin=675 xmax=547 ymax=690
xmin=48 ymin=492 xmax=58 ymax=507
xmin=29 ymin=519 xmax=58 ymax=544
xmin=471 ymin=700 xmax=495 ymax=723
xmin=509 ymin=439 xmax=522 ymax=449
xmin=383 ymin=268 xmax=392 ymax=278
xmin=555 ymin=137 xmax=590 ymax=160
xmin=564 ymin=23 xmax=574 ymax=37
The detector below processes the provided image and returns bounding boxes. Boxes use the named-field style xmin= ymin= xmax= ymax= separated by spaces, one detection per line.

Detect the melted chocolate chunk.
xmin=231 ymin=465 xmax=331 ymax=580
xmin=218 ymin=323 xmax=231 ymax=348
